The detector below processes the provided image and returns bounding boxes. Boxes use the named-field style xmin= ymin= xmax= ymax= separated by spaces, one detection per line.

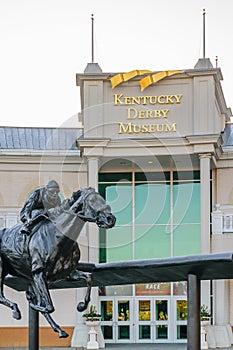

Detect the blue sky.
xmin=0 ymin=0 xmax=232 ymax=127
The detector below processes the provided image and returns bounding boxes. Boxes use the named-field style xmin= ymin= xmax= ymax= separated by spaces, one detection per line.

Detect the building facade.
xmin=0 ymin=59 xmax=233 ymax=346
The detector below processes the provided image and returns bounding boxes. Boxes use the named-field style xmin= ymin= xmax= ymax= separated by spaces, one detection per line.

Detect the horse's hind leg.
xmin=68 ymin=270 xmax=93 ymax=312
xmin=26 ymin=286 xmax=68 ymax=338
xmin=0 ymin=257 xmax=21 ymax=319
xmin=30 ymin=271 xmax=54 ymax=313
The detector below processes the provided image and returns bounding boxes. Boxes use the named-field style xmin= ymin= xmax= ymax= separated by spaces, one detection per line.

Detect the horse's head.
xmin=70 ymin=187 xmax=116 ymax=228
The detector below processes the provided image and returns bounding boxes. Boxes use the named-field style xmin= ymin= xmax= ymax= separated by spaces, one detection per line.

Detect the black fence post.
xmin=187 ymin=273 xmax=200 ymax=350
xmin=29 ymin=306 xmax=39 ymax=350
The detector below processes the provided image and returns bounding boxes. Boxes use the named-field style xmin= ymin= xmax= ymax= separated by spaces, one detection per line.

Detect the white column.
xmin=214 ymin=279 xmax=230 ymax=325
xmin=199 ymin=153 xmax=211 ymax=254
xmin=86 ymin=156 xmax=99 ymax=263
xmin=87 ymin=156 xmax=99 ymax=191
xmin=71 ymin=288 xmax=89 ymax=348
xmin=199 ymin=154 xmax=211 ymax=313
xmin=229 ymin=280 xmax=233 ymax=324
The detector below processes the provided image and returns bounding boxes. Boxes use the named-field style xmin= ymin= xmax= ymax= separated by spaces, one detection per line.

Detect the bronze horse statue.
xmin=0 ymin=187 xmax=116 ymax=337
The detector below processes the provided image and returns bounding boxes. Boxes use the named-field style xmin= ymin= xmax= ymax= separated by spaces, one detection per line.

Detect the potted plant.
xmin=83 ymin=305 xmax=101 ymax=326
xmin=200 ymin=304 xmax=211 ymax=325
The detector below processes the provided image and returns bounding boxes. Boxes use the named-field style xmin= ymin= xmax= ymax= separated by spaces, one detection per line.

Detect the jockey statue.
xmin=20 ymin=180 xmax=61 ymax=235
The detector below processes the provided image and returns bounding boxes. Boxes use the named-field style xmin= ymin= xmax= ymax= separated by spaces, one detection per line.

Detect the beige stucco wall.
xmin=0 ymin=287 xmax=77 ymax=327
xmin=0 ymin=155 xmax=88 ymax=207
xmin=216 ymin=168 xmax=233 ymax=206
xmin=212 ymin=234 xmax=233 ymax=253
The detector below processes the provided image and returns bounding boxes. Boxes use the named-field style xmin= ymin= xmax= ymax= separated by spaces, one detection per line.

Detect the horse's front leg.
xmin=67 ymin=270 xmax=93 ymax=312
xmin=30 ymin=271 xmax=54 ymax=313
xmin=42 ymin=312 xmax=69 ymax=338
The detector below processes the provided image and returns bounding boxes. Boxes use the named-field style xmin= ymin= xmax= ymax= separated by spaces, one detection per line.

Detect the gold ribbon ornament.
xmin=110 ymin=69 xmax=183 ymax=91
xmin=140 ymin=70 xmax=183 ymax=91
xmin=110 ymin=70 xmax=152 ymax=89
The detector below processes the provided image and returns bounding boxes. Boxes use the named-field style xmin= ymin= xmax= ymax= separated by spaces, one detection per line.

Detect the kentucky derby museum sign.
xmin=114 ymin=93 xmax=182 ymax=135
xmin=77 ymin=68 xmax=224 ymax=140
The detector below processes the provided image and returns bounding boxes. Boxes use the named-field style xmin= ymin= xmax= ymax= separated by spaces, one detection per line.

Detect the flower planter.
xmin=201 ymin=317 xmax=211 ymax=327
xmin=85 ymin=319 xmax=102 ymax=349
xmin=85 ymin=320 xmax=101 ymax=327
xmin=83 ymin=306 xmax=104 ymax=349
xmin=201 ymin=318 xmax=211 ymax=350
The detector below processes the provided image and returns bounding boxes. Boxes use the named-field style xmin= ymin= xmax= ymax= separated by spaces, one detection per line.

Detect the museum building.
xmin=0 ymin=57 xmax=233 ymax=347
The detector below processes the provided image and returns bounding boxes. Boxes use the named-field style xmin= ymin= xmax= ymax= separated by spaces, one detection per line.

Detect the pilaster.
xmin=199 ymin=153 xmax=211 ymax=254
xmin=87 ymin=157 xmax=99 ymax=191
xmin=199 ymin=153 xmax=211 ymax=314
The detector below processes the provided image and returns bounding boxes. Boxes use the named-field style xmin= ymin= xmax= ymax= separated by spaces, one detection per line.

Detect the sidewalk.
xmin=1 ymin=346 xmax=232 ymax=350
xmin=105 ymin=344 xmax=187 ymax=349
xmin=0 ymin=345 xmax=233 ymax=350
xmin=0 ymin=347 xmax=187 ymax=350
xmin=103 ymin=345 xmax=233 ymax=350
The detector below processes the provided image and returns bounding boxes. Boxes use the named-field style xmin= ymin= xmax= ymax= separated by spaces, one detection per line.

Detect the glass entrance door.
xmin=135 ymin=298 xmax=171 ymax=342
xmin=101 ymin=298 xmax=133 ymax=343
xmin=137 ymin=299 xmax=151 ymax=342
xmin=117 ymin=299 xmax=132 ymax=342
xmin=155 ymin=299 xmax=170 ymax=341
xmin=174 ymin=298 xmax=188 ymax=341
xmin=100 ymin=300 xmax=114 ymax=342
xmin=100 ymin=296 xmax=187 ymax=343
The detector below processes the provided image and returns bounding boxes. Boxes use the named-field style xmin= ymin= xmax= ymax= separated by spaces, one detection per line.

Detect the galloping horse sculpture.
xmin=0 ymin=187 xmax=116 ymax=337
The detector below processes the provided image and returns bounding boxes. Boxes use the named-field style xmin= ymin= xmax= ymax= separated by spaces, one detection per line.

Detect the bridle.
xmin=72 ymin=187 xmax=115 ymax=228
xmin=75 ymin=187 xmax=102 ymax=222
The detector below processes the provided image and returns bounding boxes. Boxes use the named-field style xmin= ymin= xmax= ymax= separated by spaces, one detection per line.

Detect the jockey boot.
xmin=20 ymin=223 xmax=31 ymax=235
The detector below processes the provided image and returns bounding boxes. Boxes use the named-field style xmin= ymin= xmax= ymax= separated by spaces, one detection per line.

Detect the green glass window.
xmin=105 ymin=184 xmax=132 ymax=225
xmin=99 ymin=171 xmax=201 ymax=263
xmin=173 ymin=180 xmax=201 ymax=256
xmin=135 ymin=225 xmax=171 ymax=260
xmin=135 ymin=183 xmax=170 ymax=225
xmin=99 ymin=182 xmax=133 ymax=226
xmin=173 ymin=224 xmax=201 ymax=256
xmin=106 ymin=226 xmax=133 ymax=262
xmin=173 ymin=182 xmax=200 ymax=224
